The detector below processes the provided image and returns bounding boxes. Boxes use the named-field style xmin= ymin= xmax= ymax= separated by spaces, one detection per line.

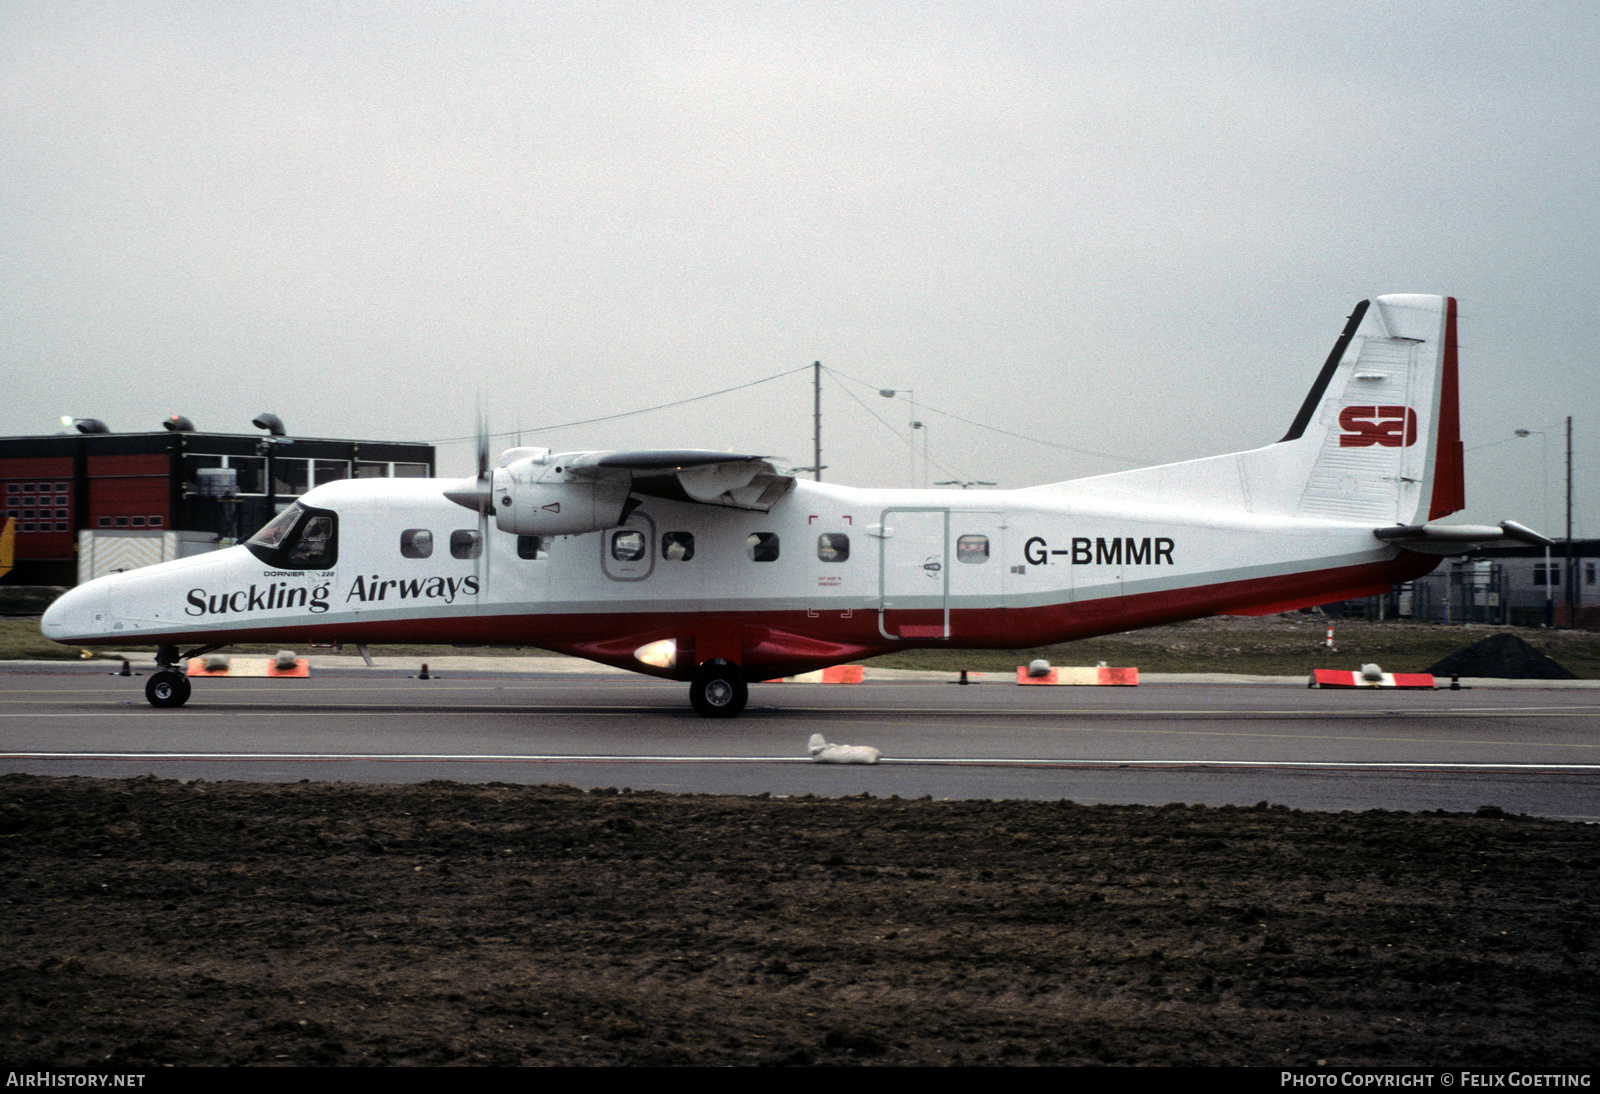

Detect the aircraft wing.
xmin=1374 ymin=519 xmax=1553 ymax=555
xmin=560 ymin=450 xmax=795 ymax=512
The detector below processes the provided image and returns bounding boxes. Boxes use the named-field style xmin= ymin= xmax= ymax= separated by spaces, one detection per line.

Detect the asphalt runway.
xmin=2 ymin=669 xmax=1597 ymax=819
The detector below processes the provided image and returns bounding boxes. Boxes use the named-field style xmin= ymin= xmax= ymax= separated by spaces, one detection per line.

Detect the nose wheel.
xmin=690 ymin=660 xmax=747 ymax=718
xmin=145 ymin=669 xmax=192 ymax=709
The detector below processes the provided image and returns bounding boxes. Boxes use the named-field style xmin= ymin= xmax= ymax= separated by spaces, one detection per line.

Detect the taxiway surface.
xmin=2 ymin=667 xmax=1596 ymax=819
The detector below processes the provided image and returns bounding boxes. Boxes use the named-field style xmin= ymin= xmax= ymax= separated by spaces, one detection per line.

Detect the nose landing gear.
xmin=690 ymin=659 xmax=747 ymax=718
xmin=143 ymin=644 xmax=197 ymax=708
xmin=145 ymin=669 xmax=192 ymax=708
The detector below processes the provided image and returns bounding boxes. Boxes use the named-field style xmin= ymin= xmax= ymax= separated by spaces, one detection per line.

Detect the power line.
xmin=429 ymin=365 xmax=813 ymax=446
xmin=827 ymin=374 xmax=970 ymax=482
xmin=822 ymin=365 xmax=1147 ymax=467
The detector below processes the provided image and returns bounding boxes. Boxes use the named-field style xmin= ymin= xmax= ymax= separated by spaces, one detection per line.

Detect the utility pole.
xmin=813 ymin=362 xmax=822 ymax=483
xmin=1566 ymin=415 xmax=1574 ymax=622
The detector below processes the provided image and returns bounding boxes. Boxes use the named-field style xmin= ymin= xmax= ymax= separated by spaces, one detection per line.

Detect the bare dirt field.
xmin=1 ymin=775 xmax=1595 ymax=1066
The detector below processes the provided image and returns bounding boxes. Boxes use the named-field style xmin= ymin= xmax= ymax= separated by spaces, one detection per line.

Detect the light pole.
xmin=1515 ymin=427 xmax=1554 ymax=626
xmin=878 ymin=388 xmax=919 ymax=487
xmin=935 ymin=480 xmax=997 ymax=489
xmin=1521 ymin=419 xmax=1578 ymax=624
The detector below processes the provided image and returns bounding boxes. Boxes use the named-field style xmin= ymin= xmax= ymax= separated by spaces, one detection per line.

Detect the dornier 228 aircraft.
xmin=43 ymin=294 xmax=1549 ymax=717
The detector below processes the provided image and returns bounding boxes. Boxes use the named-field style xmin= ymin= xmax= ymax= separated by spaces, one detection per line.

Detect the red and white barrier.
xmin=1310 ymin=668 xmax=1433 ymax=689
xmin=1017 ymin=666 xmax=1139 ymax=686
xmin=766 ymin=664 xmax=865 ymax=684
xmin=187 ymin=656 xmax=309 ymax=678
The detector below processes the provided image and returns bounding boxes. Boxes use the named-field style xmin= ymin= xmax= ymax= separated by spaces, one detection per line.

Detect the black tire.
xmin=690 ymin=660 xmax=747 ymax=719
xmin=145 ymin=670 xmax=192 ymax=709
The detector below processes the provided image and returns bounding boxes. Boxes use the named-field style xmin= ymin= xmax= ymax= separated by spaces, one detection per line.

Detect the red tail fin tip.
xmin=1427 ymin=296 xmax=1465 ymax=519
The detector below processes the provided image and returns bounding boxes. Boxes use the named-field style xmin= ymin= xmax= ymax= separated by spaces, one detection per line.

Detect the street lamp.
xmin=878 ymin=388 xmax=921 ymax=487
xmin=935 ymin=480 xmax=997 ymax=489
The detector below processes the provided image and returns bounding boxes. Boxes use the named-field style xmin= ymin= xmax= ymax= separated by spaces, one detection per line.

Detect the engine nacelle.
xmin=491 ymin=462 xmax=630 ymax=536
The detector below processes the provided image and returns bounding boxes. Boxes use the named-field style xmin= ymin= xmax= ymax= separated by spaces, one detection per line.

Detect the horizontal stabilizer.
xmin=1373 ymin=519 xmax=1554 ymax=554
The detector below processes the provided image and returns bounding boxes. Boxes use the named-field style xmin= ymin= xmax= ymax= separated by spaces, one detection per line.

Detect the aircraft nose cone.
xmin=40 ymin=584 xmax=91 ymax=642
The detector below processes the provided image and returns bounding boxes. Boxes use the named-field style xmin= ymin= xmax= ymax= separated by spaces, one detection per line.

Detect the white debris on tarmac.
xmin=807 ymin=733 xmax=883 ymax=764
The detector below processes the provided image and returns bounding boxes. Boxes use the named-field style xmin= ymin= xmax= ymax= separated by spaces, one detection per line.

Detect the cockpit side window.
xmin=288 ymin=515 xmax=335 ymax=568
xmin=244 ymin=503 xmax=339 ymax=570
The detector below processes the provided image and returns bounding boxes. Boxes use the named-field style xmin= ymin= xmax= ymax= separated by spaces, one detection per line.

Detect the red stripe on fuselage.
xmin=100 ymin=551 xmax=1440 ymax=680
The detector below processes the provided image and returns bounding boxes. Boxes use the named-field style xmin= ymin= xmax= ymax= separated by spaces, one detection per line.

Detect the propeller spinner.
xmin=444 ymin=416 xmax=495 ymax=515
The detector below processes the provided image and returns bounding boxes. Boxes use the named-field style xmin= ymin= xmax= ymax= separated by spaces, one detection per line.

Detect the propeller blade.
xmin=444 ymin=406 xmax=496 ymax=517
xmin=476 ymin=406 xmax=491 ymax=483
xmin=476 ymin=409 xmax=491 ymax=592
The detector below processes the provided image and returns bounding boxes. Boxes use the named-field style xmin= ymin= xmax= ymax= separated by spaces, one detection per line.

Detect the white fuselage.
xmin=41 ymin=474 xmax=1432 ymax=679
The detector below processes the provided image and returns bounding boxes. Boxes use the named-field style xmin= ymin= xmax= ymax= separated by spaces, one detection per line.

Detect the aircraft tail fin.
xmin=1033 ymin=294 xmax=1464 ymax=524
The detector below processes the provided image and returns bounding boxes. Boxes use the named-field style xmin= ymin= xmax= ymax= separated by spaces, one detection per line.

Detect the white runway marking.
xmin=4 ymin=751 xmax=1598 ymax=772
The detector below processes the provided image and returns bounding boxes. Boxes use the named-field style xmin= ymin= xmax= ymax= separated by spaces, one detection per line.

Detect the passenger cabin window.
xmin=817 ymin=533 xmax=849 ymax=562
xmin=957 ymin=535 xmax=990 ymax=563
xmin=662 ymin=532 xmax=694 ymax=561
xmin=450 ymin=530 xmax=482 ymax=559
xmin=611 ymin=530 xmax=647 ymax=562
xmin=401 ymin=529 xmax=433 ymax=558
xmin=747 ymin=532 xmax=779 ymax=562
xmin=518 ymin=535 xmax=551 ymax=560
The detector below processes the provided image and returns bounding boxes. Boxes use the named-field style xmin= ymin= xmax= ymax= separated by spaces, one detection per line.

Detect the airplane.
xmin=41 ymin=294 xmax=1550 ymax=717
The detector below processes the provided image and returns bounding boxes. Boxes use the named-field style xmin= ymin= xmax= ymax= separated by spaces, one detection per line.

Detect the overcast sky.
xmin=2 ymin=1 xmax=1596 ymax=535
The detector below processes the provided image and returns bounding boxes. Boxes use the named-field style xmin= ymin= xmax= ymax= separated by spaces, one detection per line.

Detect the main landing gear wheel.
xmin=690 ymin=660 xmax=747 ymax=719
xmin=145 ymin=669 xmax=192 ymax=709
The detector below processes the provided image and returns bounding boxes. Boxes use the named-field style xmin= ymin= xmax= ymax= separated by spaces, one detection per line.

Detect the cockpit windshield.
xmin=247 ymin=504 xmax=304 ymax=551
xmin=244 ymin=503 xmax=338 ymax=569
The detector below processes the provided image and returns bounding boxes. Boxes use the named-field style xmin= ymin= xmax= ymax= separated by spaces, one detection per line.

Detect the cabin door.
xmin=878 ymin=508 xmax=948 ymax=640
